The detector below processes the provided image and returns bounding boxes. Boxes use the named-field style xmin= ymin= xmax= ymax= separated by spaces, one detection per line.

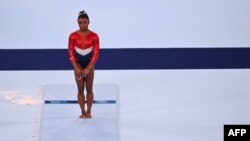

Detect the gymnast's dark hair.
xmin=78 ymin=10 xmax=89 ymax=21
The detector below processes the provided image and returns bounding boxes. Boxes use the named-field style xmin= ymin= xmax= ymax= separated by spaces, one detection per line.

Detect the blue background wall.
xmin=1 ymin=48 xmax=250 ymax=70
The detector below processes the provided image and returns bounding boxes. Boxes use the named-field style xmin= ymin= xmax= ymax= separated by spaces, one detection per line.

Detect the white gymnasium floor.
xmin=0 ymin=69 xmax=250 ymax=141
xmin=40 ymin=84 xmax=119 ymax=141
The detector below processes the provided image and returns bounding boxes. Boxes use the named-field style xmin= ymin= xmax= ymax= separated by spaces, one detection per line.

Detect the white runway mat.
xmin=39 ymin=84 xmax=120 ymax=141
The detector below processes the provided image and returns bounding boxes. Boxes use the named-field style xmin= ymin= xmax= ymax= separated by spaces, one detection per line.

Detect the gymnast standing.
xmin=68 ymin=10 xmax=100 ymax=119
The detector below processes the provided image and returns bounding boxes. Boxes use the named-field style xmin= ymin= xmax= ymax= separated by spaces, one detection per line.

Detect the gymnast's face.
xmin=78 ymin=18 xmax=89 ymax=31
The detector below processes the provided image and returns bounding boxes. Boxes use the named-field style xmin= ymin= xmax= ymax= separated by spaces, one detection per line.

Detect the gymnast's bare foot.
xmin=85 ymin=113 xmax=92 ymax=119
xmin=79 ymin=113 xmax=87 ymax=119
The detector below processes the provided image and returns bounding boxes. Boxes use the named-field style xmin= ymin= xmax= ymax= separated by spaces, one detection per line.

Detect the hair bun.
xmin=79 ymin=10 xmax=87 ymax=16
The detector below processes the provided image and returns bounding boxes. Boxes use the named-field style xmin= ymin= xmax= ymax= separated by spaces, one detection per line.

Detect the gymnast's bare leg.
xmin=85 ymin=67 xmax=94 ymax=119
xmin=75 ymin=65 xmax=86 ymax=119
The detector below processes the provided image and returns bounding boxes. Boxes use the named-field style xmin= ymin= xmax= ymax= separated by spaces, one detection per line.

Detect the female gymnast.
xmin=68 ymin=10 xmax=100 ymax=119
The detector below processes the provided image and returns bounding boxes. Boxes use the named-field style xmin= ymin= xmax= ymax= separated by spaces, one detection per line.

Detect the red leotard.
xmin=68 ymin=31 xmax=100 ymax=64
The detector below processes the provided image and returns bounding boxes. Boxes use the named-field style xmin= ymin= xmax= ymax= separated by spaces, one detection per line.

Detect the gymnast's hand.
xmin=82 ymin=68 xmax=90 ymax=78
xmin=74 ymin=67 xmax=82 ymax=80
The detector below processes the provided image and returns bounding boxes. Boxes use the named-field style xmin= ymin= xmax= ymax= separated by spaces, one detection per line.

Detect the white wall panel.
xmin=0 ymin=0 xmax=250 ymax=49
